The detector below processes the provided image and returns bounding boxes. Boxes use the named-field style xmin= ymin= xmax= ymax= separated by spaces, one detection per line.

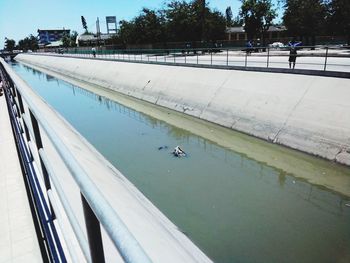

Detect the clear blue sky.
xmin=0 ymin=0 xmax=281 ymax=48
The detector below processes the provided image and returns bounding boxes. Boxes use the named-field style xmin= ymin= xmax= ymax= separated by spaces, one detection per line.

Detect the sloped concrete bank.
xmin=16 ymin=54 xmax=350 ymax=166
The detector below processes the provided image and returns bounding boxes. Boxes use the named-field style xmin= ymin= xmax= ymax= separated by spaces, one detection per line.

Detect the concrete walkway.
xmin=0 ymin=93 xmax=42 ymax=263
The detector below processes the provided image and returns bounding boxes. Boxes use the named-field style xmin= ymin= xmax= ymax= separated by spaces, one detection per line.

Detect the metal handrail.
xmin=32 ymin=45 xmax=350 ymax=75
xmin=1 ymin=65 xmax=66 ymax=262
xmin=1 ymin=58 xmax=151 ymax=263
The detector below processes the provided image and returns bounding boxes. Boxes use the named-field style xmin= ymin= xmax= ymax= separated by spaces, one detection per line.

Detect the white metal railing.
xmin=31 ymin=45 xmax=350 ymax=76
xmin=1 ymin=58 xmax=151 ymax=263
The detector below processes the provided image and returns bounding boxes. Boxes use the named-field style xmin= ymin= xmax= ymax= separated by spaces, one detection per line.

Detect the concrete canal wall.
xmin=16 ymin=54 xmax=350 ymax=166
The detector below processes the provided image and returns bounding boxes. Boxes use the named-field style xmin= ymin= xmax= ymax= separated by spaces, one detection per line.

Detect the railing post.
xmin=30 ymin=110 xmax=55 ymax=220
xmin=245 ymin=51 xmax=248 ymax=67
xmin=210 ymin=51 xmax=212 ymax=65
xmin=81 ymin=194 xmax=105 ymax=263
xmin=197 ymin=51 xmax=199 ymax=65
xmin=174 ymin=50 xmax=176 ymax=63
xmin=226 ymin=48 xmax=229 ymax=66
xmin=17 ymin=88 xmax=25 ymax=114
xmin=324 ymin=46 xmax=329 ymax=71
xmin=267 ymin=46 xmax=270 ymax=68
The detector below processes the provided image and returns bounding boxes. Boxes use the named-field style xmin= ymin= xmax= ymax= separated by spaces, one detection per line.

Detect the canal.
xmin=11 ymin=62 xmax=350 ymax=263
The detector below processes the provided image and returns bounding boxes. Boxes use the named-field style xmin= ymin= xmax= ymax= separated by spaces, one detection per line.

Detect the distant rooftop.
xmin=37 ymin=29 xmax=70 ymax=33
xmin=77 ymin=33 xmax=114 ymax=42
xmin=226 ymin=25 xmax=286 ymax=33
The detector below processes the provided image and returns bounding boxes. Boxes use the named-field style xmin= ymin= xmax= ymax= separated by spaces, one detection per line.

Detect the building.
xmin=226 ymin=25 xmax=286 ymax=41
xmin=76 ymin=33 xmax=114 ymax=47
xmin=37 ymin=29 xmax=70 ymax=46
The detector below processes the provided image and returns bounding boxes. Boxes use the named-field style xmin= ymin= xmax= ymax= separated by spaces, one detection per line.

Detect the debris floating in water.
xmin=158 ymin=145 xmax=168 ymax=150
xmin=173 ymin=146 xmax=186 ymax=157
xmin=345 ymin=203 xmax=350 ymax=207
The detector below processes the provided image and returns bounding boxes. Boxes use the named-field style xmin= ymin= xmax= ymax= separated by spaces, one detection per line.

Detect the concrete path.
xmin=0 ymin=93 xmax=42 ymax=263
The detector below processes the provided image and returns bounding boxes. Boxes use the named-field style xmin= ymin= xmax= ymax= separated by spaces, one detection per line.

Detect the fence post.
xmin=324 ymin=46 xmax=329 ymax=71
xmin=81 ymin=194 xmax=105 ymax=263
xmin=29 ymin=110 xmax=55 ymax=220
xmin=226 ymin=48 xmax=229 ymax=66
xmin=267 ymin=46 xmax=270 ymax=68
xmin=210 ymin=51 xmax=213 ymax=66
xmin=197 ymin=51 xmax=199 ymax=65
xmin=245 ymin=51 xmax=248 ymax=67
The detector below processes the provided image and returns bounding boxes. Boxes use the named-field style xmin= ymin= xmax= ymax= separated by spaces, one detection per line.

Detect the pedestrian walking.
xmin=246 ymin=40 xmax=253 ymax=55
xmin=289 ymin=46 xmax=297 ymax=69
xmin=288 ymin=39 xmax=301 ymax=69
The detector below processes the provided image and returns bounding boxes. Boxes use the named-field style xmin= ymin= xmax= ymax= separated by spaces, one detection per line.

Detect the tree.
xmin=81 ymin=16 xmax=88 ymax=33
xmin=282 ymin=0 xmax=327 ymax=45
xmin=240 ymin=0 xmax=277 ymax=45
xmin=118 ymin=8 xmax=165 ymax=45
xmin=118 ymin=20 xmax=137 ymax=45
xmin=4 ymin=38 xmax=16 ymax=51
xmin=164 ymin=1 xmax=197 ymax=42
xmin=17 ymin=35 xmax=38 ymax=51
xmin=164 ymin=0 xmax=226 ymax=42
xmin=327 ymin=0 xmax=350 ymax=44
xmin=232 ymin=15 xmax=243 ymax=26
xmin=62 ymin=31 xmax=78 ymax=47
xmin=134 ymin=8 xmax=166 ymax=44
xmin=117 ymin=0 xmax=227 ymax=46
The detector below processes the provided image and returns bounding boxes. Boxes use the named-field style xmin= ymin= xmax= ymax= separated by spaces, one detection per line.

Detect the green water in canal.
xmin=11 ymin=62 xmax=350 ymax=263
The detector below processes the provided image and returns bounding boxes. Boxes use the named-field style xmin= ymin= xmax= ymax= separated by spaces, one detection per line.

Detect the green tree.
xmin=117 ymin=0 xmax=226 ymax=46
xmin=240 ymin=0 xmax=277 ymax=45
xmin=118 ymin=8 xmax=165 ymax=45
xmin=62 ymin=31 xmax=78 ymax=47
xmin=164 ymin=0 xmax=226 ymax=42
xmin=118 ymin=20 xmax=137 ymax=45
xmin=327 ymin=0 xmax=350 ymax=44
xmin=17 ymin=35 xmax=38 ymax=51
xmin=134 ymin=8 xmax=165 ymax=44
xmin=205 ymin=10 xmax=227 ymax=41
xmin=282 ymin=0 xmax=327 ymax=45
xmin=232 ymin=15 xmax=243 ymax=26
xmin=4 ymin=38 xmax=16 ymax=51
xmin=164 ymin=1 xmax=197 ymax=42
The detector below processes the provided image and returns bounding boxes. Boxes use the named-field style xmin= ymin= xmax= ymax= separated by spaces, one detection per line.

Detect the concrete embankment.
xmin=16 ymin=54 xmax=350 ymax=166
